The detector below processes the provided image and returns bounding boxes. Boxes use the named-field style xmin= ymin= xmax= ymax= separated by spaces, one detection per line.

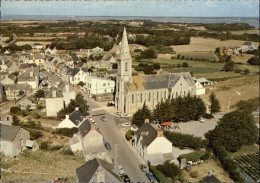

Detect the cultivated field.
xmin=16 ymin=41 xmax=52 ymax=47
xmin=172 ymin=37 xmax=259 ymax=53
xmin=230 ymin=29 xmax=259 ymax=35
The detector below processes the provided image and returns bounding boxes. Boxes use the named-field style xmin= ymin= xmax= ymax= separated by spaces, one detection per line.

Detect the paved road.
xmin=77 ymin=89 xmax=149 ymax=182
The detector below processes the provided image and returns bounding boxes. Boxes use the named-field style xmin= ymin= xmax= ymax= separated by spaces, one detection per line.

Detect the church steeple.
xmin=119 ymin=27 xmax=132 ymax=61
xmin=118 ymin=27 xmax=132 ymax=83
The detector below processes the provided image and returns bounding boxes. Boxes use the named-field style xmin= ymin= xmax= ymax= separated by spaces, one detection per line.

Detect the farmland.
xmin=233 ymin=152 xmax=259 ymax=182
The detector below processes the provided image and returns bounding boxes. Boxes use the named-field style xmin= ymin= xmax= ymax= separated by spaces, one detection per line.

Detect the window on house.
xmin=103 ymin=83 xmax=106 ymax=87
xmin=165 ymin=91 xmax=167 ymax=99
xmin=149 ymin=92 xmax=151 ymax=102
xmin=140 ymin=93 xmax=143 ymax=103
xmin=184 ymin=91 xmax=186 ymax=96
xmin=157 ymin=91 xmax=159 ymax=101
xmin=125 ymin=63 xmax=128 ymax=72
xmin=132 ymin=94 xmax=134 ymax=104
xmin=108 ymin=83 xmax=110 ymax=86
xmin=111 ymin=89 xmax=113 ymax=92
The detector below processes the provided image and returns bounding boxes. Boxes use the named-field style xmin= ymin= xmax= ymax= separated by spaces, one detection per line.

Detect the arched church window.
xmin=125 ymin=63 xmax=128 ymax=71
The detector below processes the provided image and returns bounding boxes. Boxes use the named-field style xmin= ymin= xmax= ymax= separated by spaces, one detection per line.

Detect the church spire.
xmin=119 ymin=27 xmax=132 ymax=61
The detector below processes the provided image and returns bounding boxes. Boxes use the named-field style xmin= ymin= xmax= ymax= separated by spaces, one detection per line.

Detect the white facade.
xmin=62 ymin=85 xmax=76 ymax=106
xmin=45 ymin=97 xmax=64 ymax=117
xmin=194 ymin=81 xmax=206 ymax=95
xmin=85 ymin=76 xmax=115 ymax=95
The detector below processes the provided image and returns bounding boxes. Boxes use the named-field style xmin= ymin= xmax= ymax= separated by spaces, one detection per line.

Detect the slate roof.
xmin=68 ymin=68 xmax=80 ymax=77
xmin=71 ymin=56 xmax=80 ymax=62
xmin=33 ymin=43 xmax=42 ymax=46
xmin=243 ymin=42 xmax=253 ymax=46
xmin=81 ymin=67 xmax=88 ymax=73
xmin=135 ymin=123 xmax=158 ymax=147
xmin=199 ymin=175 xmax=221 ymax=183
xmin=78 ymin=119 xmax=92 ymax=137
xmin=0 ymin=124 xmax=21 ymax=142
xmin=69 ymin=110 xmax=85 ymax=126
xmin=20 ymin=63 xmax=37 ymax=69
xmin=45 ymin=88 xmax=63 ymax=98
xmin=29 ymin=54 xmax=44 ymax=60
xmin=76 ymin=158 xmax=121 ymax=183
xmin=3 ymin=83 xmax=31 ymax=91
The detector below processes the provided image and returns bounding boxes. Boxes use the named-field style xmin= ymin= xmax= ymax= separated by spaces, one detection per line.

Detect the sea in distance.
xmin=2 ymin=15 xmax=259 ymax=27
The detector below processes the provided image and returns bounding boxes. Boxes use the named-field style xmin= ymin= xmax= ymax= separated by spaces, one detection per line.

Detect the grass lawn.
xmin=230 ymin=145 xmax=259 ymax=158
xmin=178 ymin=52 xmax=218 ymax=62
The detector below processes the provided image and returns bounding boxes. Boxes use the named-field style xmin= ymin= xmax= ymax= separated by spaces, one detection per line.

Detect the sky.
xmin=1 ymin=0 xmax=259 ymax=17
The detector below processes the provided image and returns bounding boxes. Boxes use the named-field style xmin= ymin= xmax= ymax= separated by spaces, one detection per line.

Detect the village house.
xmin=57 ymin=108 xmax=85 ymax=128
xmin=2 ymin=83 xmax=31 ymax=100
xmin=27 ymin=54 xmax=45 ymax=66
xmin=115 ymin=28 xmax=205 ymax=115
xmin=0 ymin=74 xmax=16 ymax=85
xmin=241 ymin=42 xmax=256 ymax=52
xmin=196 ymin=78 xmax=214 ymax=86
xmin=0 ymin=114 xmax=13 ymax=125
xmin=19 ymin=63 xmax=38 ymax=73
xmin=45 ymin=47 xmax=58 ymax=56
xmin=17 ymin=69 xmax=39 ymax=89
xmin=67 ymin=67 xmax=89 ymax=85
xmin=69 ymin=119 xmax=109 ymax=162
xmin=84 ymin=76 xmax=115 ymax=96
xmin=45 ymin=89 xmax=64 ymax=117
xmin=133 ymin=119 xmax=174 ymax=166
xmin=75 ymin=158 xmax=121 ymax=183
xmin=62 ymin=84 xmax=76 ymax=107
xmin=0 ymin=124 xmax=30 ymax=157
xmin=32 ymin=43 xmax=43 ymax=50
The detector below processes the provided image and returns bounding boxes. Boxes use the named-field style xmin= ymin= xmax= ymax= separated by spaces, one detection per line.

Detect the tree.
xmin=10 ymin=106 xmax=21 ymax=114
xmin=244 ymin=68 xmax=250 ymax=75
xmin=112 ymin=63 xmax=118 ymax=69
xmin=154 ymin=99 xmax=175 ymax=122
xmin=206 ymin=110 xmax=258 ymax=152
xmin=222 ymin=61 xmax=235 ymax=72
xmin=34 ymin=89 xmax=45 ymax=98
xmin=19 ymin=90 xmax=24 ymax=96
xmin=132 ymin=103 xmax=152 ymax=127
xmin=182 ymin=62 xmax=189 ymax=67
xmin=78 ymin=81 xmax=85 ymax=86
xmin=153 ymin=63 xmax=161 ymax=70
xmin=156 ymin=161 xmax=182 ymax=181
xmin=209 ymin=92 xmax=220 ymax=116
xmin=140 ymin=47 xmax=158 ymax=59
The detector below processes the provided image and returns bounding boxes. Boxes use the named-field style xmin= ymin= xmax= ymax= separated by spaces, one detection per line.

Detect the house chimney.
xmin=65 ymin=114 xmax=69 ymax=119
xmin=52 ymin=90 xmax=56 ymax=98
xmin=91 ymin=124 xmax=95 ymax=130
xmin=144 ymin=119 xmax=149 ymax=123
xmin=29 ymin=71 xmax=33 ymax=77
xmin=157 ymin=130 xmax=164 ymax=137
xmin=85 ymin=115 xmax=89 ymax=120
xmin=75 ymin=107 xmax=79 ymax=111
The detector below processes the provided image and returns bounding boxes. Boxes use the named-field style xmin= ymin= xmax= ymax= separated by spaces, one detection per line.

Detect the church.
xmin=115 ymin=28 xmax=205 ymax=115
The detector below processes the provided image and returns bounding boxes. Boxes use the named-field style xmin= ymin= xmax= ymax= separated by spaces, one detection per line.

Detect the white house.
xmin=32 ymin=43 xmax=43 ymax=50
xmin=28 ymin=54 xmax=45 ymax=66
xmin=17 ymin=70 xmax=39 ymax=89
xmin=0 ymin=124 xmax=30 ymax=157
xmin=133 ymin=120 xmax=174 ymax=165
xmin=62 ymin=84 xmax=76 ymax=107
xmin=57 ymin=108 xmax=85 ymax=128
xmin=45 ymin=47 xmax=57 ymax=56
xmin=75 ymin=158 xmax=121 ymax=183
xmin=68 ymin=67 xmax=89 ymax=85
xmin=242 ymin=42 xmax=256 ymax=53
xmin=85 ymin=76 xmax=115 ymax=95
xmin=194 ymin=81 xmax=206 ymax=95
xmin=45 ymin=89 xmax=64 ymax=117
xmin=69 ymin=119 xmax=109 ymax=162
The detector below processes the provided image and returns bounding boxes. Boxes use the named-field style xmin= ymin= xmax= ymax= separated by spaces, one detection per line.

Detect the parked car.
xmin=146 ymin=172 xmax=156 ymax=183
xmin=104 ymin=142 xmax=112 ymax=150
xmin=139 ymin=164 xmax=148 ymax=172
xmin=199 ymin=118 xmax=205 ymax=123
xmin=115 ymin=111 xmax=121 ymax=116
xmin=117 ymin=165 xmax=126 ymax=175
xmin=121 ymin=114 xmax=131 ymax=118
xmin=107 ymin=102 xmax=115 ymax=107
xmin=120 ymin=174 xmax=131 ymax=183
xmin=121 ymin=123 xmax=131 ymax=127
xmin=100 ymin=116 xmax=107 ymax=122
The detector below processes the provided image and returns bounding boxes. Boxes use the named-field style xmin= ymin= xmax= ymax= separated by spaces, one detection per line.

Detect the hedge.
xmin=55 ymin=127 xmax=78 ymax=137
xmin=125 ymin=130 xmax=134 ymax=141
xmin=149 ymin=166 xmax=170 ymax=183
xmin=177 ymin=150 xmax=206 ymax=162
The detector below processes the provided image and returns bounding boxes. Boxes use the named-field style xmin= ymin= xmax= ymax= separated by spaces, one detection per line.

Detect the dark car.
xmin=104 ymin=142 xmax=112 ymax=150
xmin=120 ymin=174 xmax=131 ymax=183
xmin=146 ymin=172 xmax=156 ymax=183
xmin=107 ymin=102 xmax=115 ymax=107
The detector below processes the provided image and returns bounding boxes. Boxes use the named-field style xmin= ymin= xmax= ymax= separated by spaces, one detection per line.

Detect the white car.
xmin=117 ymin=165 xmax=126 ymax=175
xmin=115 ymin=111 xmax=121 ymax=116
xmin=121 ymin=123 xmax=131 ymax=127
xmin=120 ymin=114 xmax=131 ymax=118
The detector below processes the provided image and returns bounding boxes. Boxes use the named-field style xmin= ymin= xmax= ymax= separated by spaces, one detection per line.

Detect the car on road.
xmin=107 ymin=102 xmax=115 ymax=107
xmin=104 ymin=142 xmax=112 ymax=150
xmin=199 ymin=118 xmax=205 ymax=123
xmin=115 ymin=111 xmax=121 ymax=116
xmin=121 ymin=114 xmax=131 ymax=118
xmin=146 ymin=172 xmax=156 ymax=183
xmin=121 ymin=123 xmax=131 ymax=127
xmin=139 ymin=164 xmax=148 ymax=172
xmin=120 ymin=174 xmax=131 ymax=183
xmin=117 ymin=165 xmax=126 ymax=176
xmin=100 ymin=116 xmax=108 ymax=122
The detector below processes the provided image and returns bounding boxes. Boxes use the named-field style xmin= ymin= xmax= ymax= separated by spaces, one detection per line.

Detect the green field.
xmin=179 ymin=52 xmax=218 ymax=62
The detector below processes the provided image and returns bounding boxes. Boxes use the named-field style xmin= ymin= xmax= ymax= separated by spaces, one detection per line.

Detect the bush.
xmin=19 ymin=90 xmax=24 ymax=96
xmin=34 ymin=89 xmax=45 ymax=98
xmin=156 ymin=161 xmax=182 ymax=181
xmin=61 ymin=148 xmax=73 ymax=155
xmin=190 ymin=170 xmax=199 ymax=178
xmin=177 ymin=151 xmax=207 ymax=162
xmin=28 ymin=130 xmax=43 ymax=139
xmin=149 ymin=166 xmax=170 ymax=182
xmin=182 ymin=62 xmax=189 ymax=67
xmin=78 ymin=81 xmax=85 ymax=86
xmin=10 ymin=106 xmax=21 ymax=114
xmin=49 ymin=145 xmax=63 ymax=151
xmin=55 ymin=127 xmax=78 ymax=137
xmin=40 ymin=141 xmax=49 ymax=150
xmin=30 ymin=110 xmax=41 ymax=119
xmin=125 ymin=130 xmax=134 ymax=141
